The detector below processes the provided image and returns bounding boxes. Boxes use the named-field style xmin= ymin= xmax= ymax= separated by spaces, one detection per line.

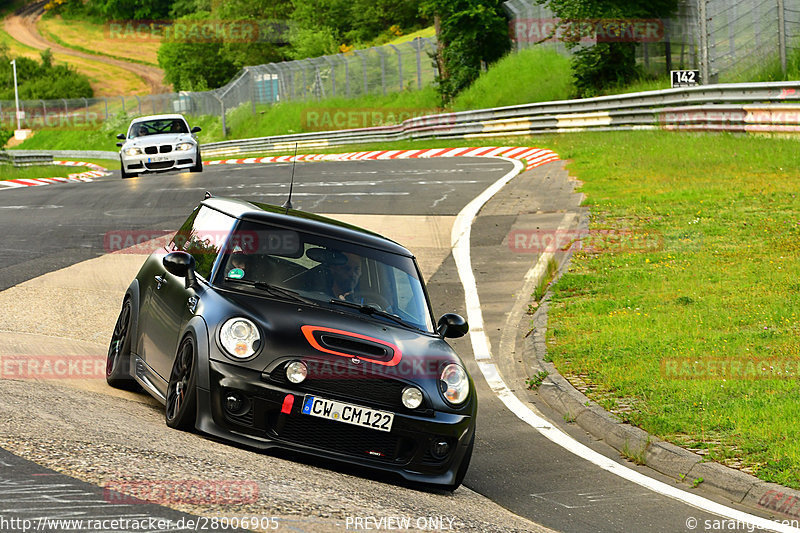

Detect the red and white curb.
xmin=0 ymin=161 xmax=111 ymax=190
xmin=204 ymin=146 xmax=560 ymax=171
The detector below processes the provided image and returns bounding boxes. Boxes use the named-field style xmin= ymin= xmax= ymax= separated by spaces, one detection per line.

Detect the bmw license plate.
xmin=301 ymin=395 xmax=393 ymax=432
xmin=148 ymin=155 xmax=170 ymax=162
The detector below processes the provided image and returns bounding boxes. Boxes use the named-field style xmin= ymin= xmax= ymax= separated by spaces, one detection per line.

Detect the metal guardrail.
xmin=6 ymin=150 xmax=119 ymax=160
xmin=0 ymin=152 xmax=54 ymax=167
xmin=197 ymin=81 xmax=800 ymax=158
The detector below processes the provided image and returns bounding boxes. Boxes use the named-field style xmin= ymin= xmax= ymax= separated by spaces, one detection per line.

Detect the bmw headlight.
xmin=440 ymin=364 xmax=469 ymax=405
xmin=219 ymin=318 xmax=260 ymax=359
xmin=175 ymin=142 xmax=195 ymax=151
xmin=125 ymin=147 xmax=142 ymax=156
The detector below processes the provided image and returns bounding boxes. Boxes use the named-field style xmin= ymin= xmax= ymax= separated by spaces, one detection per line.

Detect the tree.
xmin=420 ymin=0 xmax=509 ymax=104
xmin=157 ymin=13 xmax=238 ymax=91
xmin=537 ymin=0 xmax=679 ymax=96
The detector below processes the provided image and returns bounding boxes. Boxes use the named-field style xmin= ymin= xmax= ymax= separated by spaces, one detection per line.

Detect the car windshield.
xmin=129 ymin=118 xmax=188 ymax=138
xmin=216 ymin=219 xmax=436 ymax=333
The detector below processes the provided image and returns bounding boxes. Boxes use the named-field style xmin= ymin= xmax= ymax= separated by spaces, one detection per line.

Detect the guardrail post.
xmin=41 ymin=100 xmax=46 ymax=124
xmin=83 ymin=97 xmax=88 ymax=123
xmin=104 ymin=97 xmax=108 ymax=120
xmin=135 ymin=95 xmax=141 ymax=115
xmin=778 ymin=0 xmax=787 ymax=75
xmin=119 ymin=95 xmax=125 ymax=115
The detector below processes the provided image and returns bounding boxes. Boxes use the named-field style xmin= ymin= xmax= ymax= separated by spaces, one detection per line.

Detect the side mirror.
xmin=163 ymin=251 xmax=198 ymax=289
xmin=116 ymin=133 xmax=126 ymax=140
xmin=116 ymin=142 xmax=123 ymax=147
xmin=437 ymin=313 xmax=469 ymax=339
xmin=191 ymin=126 xmax=201 ymax=133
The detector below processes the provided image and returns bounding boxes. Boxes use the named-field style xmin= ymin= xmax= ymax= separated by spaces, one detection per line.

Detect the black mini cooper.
xmin=106 ymin=196 xmax=475 ymax=489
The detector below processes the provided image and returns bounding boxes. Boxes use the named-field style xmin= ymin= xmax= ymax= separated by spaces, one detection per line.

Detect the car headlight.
xmin=440 ymin=364 xmax=469 ymax=405
xmin=125 ymin=147 xmax=142 ymax=156
xmin=219 ymin=318 xmax=260 ymax=359
xmin=175 ymin=142 xmax=195 ymax=151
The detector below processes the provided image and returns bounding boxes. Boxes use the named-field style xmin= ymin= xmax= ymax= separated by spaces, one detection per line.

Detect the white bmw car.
xmin=117 ymin=114 xmax=202 ymax=179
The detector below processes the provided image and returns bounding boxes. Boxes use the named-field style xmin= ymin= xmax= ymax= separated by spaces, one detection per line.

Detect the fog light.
xmin=401 ymin=386 xmax=423 ymax=409
xmin=431 ymin=440 xmax=450 ymax=459
xmin=286 ymin=361 xmax=308 ymax=384
xmin=224 ymin=392 xmax=247 ymax=415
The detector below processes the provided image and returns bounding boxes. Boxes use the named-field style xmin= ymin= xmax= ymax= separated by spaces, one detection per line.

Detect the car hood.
xmin=122 ymin=133 xmax=195 ymax=148
xmin=204 ymin=288 xmax=462 ymax=381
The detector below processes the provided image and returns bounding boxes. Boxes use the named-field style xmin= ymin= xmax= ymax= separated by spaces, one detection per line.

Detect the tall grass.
xmin=450 ymin=48 xmax=573 ymax=111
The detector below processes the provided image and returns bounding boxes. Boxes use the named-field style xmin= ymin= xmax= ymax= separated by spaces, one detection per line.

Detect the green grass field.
xmin=535 ymin=131 xmax=800 ymax=488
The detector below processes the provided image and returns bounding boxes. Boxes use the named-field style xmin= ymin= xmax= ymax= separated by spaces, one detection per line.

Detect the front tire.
xmin=165 ymin=336 xmax=198 ymax=430
xmin=106 ymin=298 xmax=137 ymax=389
xmin=120 ymin=157 xmax=137 ymax=179
xmin=190 ymin=150 xmax=203 ymax=173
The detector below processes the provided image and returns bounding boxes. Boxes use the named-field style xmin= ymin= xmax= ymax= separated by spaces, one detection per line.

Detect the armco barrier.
xmin=198 ymin=81 xmax=800 ymax=158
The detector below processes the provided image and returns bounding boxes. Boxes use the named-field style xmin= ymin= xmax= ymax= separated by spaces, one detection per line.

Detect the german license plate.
xmin=301 ymin=395 xmax=393 ymax=432
xmin=148 ymin=155 xmax=170 ymax=162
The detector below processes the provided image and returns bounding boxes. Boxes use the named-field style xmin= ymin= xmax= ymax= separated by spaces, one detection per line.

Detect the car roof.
xmin=202 ymin=196 xmax=414 ymax=257
xmin=131 ymin=114 xmax=188 ymax=123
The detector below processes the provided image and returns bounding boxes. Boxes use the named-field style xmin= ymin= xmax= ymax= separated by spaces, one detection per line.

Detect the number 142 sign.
xmin=671 ymin=70 xmax=700 ymax=87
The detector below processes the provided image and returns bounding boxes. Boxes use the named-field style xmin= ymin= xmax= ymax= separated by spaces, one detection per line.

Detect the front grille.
xmin=144 ymin=146 xmax=158 ymax=154
xmin=160 ymin=145 xmax=173 ymax=153
xmin=145 ymin=161 xmax=174 ymax=170
xmin=277 ymin=415 xmax=402 ymax=462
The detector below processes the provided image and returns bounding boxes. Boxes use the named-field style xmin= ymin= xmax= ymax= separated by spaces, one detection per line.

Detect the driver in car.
xmin=327 ymin=252 xmax=362 ymax=301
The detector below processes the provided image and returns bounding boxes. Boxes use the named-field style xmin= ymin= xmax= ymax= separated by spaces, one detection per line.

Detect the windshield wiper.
xmin=225 ymin=278 xmax=315 ymax=305
xmin=328 ymin=299 xmax=423 ymax=331
xmin=254 ymin=282 xmax=316 ymax=305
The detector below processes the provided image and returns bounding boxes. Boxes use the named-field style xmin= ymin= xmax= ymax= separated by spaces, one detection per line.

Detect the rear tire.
xmin=165 ymin=336 xmax=198 ymax=430
xmin=106 ymin=298 xmax=138 ymax=390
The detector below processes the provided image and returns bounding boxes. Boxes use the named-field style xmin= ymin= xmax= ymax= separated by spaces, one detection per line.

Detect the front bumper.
xmin=121 ymin=147 xmax=198 ymax=173
xmin=195 ymin=360 xmax=475 ymax=487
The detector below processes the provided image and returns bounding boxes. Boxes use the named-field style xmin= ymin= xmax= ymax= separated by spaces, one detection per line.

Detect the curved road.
xmin=0 ymin=160 xmax=790 ymax=532
xmin=4 ymin=2 xmax=166 ymax=94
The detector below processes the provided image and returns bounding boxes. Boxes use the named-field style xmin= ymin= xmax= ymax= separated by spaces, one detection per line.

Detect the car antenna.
xmin=281 ymin=143 xmax=298 ymax=212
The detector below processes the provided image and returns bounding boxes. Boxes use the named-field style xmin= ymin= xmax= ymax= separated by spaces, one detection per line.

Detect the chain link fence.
xmin=503 ymin=0 xmax=800 ymax=82
xmin=0 ymin=37 xmax=437 ymax=137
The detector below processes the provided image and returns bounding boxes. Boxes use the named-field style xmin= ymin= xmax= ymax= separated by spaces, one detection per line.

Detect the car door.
xmin=141 ymin=205 xmax=236 ymax=380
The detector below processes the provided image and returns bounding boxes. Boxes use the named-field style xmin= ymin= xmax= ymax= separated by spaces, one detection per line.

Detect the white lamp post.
xmin=10 ymin=59 xmax=29 ymax=140
xmin=11 ymin=59 xmax=20 ymax=131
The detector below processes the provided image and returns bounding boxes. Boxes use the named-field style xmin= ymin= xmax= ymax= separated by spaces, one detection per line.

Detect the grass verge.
xmin=536 ymin=130 xmax=800 ymax=488
xmin=0 ymin=163 xmax=101 ymax=181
